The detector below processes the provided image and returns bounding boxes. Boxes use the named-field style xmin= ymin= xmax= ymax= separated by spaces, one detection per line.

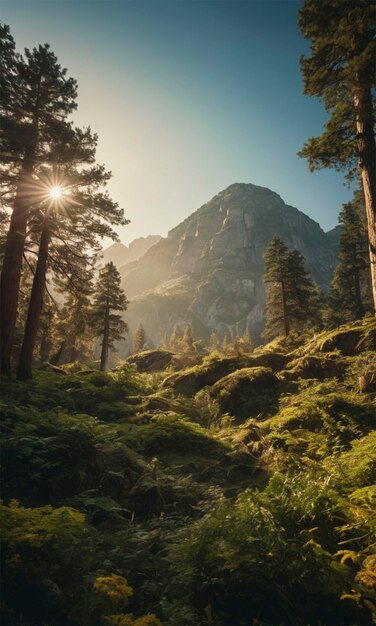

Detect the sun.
xmin=49 ymin=186 xmax=63 ymax=199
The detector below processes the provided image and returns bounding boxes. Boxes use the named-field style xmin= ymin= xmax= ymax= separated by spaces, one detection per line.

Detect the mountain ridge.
xmin=118 ymin=183 xmax=340 ymax=353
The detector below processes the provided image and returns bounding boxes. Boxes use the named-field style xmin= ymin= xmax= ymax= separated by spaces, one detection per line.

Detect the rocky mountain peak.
xmin=118 ymin=183 xmax=339 ymax=353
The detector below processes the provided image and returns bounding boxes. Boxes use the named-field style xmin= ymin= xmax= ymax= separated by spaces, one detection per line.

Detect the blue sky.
xmin=2 ymin=0 xmax=354 ymax=243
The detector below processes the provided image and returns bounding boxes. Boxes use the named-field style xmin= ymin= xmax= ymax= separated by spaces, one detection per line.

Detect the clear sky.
xmin=2 ymin=0 xmax=354 ymax=244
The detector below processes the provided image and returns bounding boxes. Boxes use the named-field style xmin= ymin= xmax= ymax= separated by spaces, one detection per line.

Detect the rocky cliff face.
xmin=120 ymin=183 xmax=339 ymax=353
xmin=100 ymin=235 xmax=162 ymax=268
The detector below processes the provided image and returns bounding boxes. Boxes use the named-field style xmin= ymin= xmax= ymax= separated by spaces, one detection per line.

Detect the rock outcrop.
xmin=119 ymin=183 xmax=340 ymax=353
xmin=100 ymin=235 xmax=162 ymax=269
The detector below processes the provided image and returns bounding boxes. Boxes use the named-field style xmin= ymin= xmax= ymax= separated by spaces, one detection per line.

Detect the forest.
xmin=0 ymin=0 xmax=375 ymax=625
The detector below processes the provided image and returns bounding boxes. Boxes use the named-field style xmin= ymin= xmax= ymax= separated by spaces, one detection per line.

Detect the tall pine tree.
xmin=329 ymin=192 xmax=372 ymax=322
xmin=16 ymin=127 xmax=128 ymax=380
xmin=0 ymin=29 xmax=78 ymax=375
xmin=263 ymin=236 xmax=321 ymax=341
xmin=91 ymin=262 xmax=128 ymax=371
xmin=133 ymin=323 xmax=146 ymax=353
xmin=298 ymin=0 xmax=376 ymax=313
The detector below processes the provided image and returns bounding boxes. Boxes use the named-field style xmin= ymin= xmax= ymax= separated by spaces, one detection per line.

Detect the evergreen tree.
xmin=329 ymin=193 xmax=372 ymax=322
xmin=53 ymin=269 xmax=95 ymax=364
xmin=0 ymin=31 xmax=78 ymax=375
xmin=16 ymin=127 xmax=128 ymax=380
xmin=91 ymin=262 xmax=128 ymax=371
xmin=133 ymin=323 xmax=146 ymax=353
xmin=222 ymin=331 xmax=232 ymax=354
xmin=263 ymin=237 xmax=321 ymax=341
xmin=298 ymin=0 xmax=376 ymax=313
xmin=169 ymin=324 xmax=183 ymax=352
xmin=209 ymin=330 xmax=220 ymax=352
xmin=287 ymin=249 xmax=323 ymax=328
xmin=182 ymin=324 xmax=194 ymax=352
xmin=240 ymin=327 xmax=253 ymax=352
xmin=263 ymin=237 xmax=291 ymax=339
xmin=37 ymin=301 xmax=55 ymax=362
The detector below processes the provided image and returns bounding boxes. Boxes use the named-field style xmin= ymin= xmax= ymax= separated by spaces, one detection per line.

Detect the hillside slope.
xmin=2 ymin=319 xmax=375 ymax=625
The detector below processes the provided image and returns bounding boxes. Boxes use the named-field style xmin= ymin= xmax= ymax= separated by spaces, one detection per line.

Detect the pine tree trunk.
xmin=354 ymin=88 xmax=376 ymax=315
xmin=100 ymin=303 xmax=110 ymax=371
xmin=0 ymin=147 xmax=36 ymax=376
xmin=0 ymin=70 xmax=42 ymax=377
xmin=50 ymin=340 xmax=65 ymax=366
xmin=17 ymin=224 xmax=51 ymax=380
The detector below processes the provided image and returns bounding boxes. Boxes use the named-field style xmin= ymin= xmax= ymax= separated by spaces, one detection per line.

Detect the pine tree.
xmin=0 ymin=31 xmax=78 ymax=375
xmin=209 ymin=330 xmax=220 ymax=352
xmin=298 ymin=0 xmax=376 ymax=313
xmin=240 ymin=327 xmax=253 ymax=352
xmin=53 ymin=269 xmax=95 ymax=364
xmin=133 ymin=323 xmax=146 ymax=353
xmin=287 ymin=249 xmax=323 ymax=327
xmin=182 ymin=324 xmax=194 ymax=353
xmin=16 ymin=126 xmax=128 ymax=380
xmin=329 ymin=193 xmax=372 ymax=322
xmin=263 ymin=237 xmax=291 ymax=339
xmin=91 ymin=262 xmax=128 ymax=371
xmin=222 ymin=331 xmax=232 ymax=354
xmin=169 ymin=324 xmax=183 ymax=352
xmin=263 ymin=237 xmax=321 ymax=341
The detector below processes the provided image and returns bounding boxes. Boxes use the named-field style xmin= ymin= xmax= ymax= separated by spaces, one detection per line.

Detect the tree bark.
xmin=100 ymin=302 xmax=110 ymax=371
xmin=0 ymin=70 xmax=42 ymax=376
xmin=50 ymin=340 xmax=65 ymax=366
xmin=354 ymin=88 xmax=376 ymax=314
xmin=17 ymin=223 xmax=51 ymax=380
xmin=0 ymin=149 xmax=36 ymax=376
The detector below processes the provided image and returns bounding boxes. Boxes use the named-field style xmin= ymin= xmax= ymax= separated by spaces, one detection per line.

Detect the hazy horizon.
xmin=2 ymin=0 xmax=354 ymax=244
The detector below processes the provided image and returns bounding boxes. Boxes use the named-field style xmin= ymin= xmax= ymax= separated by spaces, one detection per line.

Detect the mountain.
xmin=120 ymin=183 xmax=339 ymax=352
xmin=100 ymin=235 xmax=162 ymax=268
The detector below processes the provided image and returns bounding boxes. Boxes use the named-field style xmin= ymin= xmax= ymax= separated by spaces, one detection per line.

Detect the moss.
xmin=162 ymin=352 xmax=289 ymax=397
xmin=302 ymin=318 xmax=376 ymax=356
xmin=281 ymin=353 xmax=348 ymax=381
xmin=324 ymin=431 xmax=376 ymax=490
xmin=137 ymin=413 xmax=225 ymax=456
xmin=126 ymin=350 xmax=174 ymax=373
xmin=210 ymin=367 xmax=282 ymax=421
xmin=260 ymin=381 xmax=376 ymax=463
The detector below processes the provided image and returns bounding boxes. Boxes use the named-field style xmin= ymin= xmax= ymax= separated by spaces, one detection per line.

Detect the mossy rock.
xmin=162 ymin=352 xmax=289 ymax=397
xmin=281 ymin=354 xmax=347 ymax=381
xmin=126 ymin=349 xmax=174 ymax=372
xmin=210 ymin=367 xmax=280 ymax=421
xmin=304 ymin=319 xmax=376 ymax=356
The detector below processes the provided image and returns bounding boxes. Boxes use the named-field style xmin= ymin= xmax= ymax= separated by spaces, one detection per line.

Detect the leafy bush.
xmin=1 ymin=500 xmax=92 ymax=624
xmin=166 ymin=473 xmax=371 ymax=625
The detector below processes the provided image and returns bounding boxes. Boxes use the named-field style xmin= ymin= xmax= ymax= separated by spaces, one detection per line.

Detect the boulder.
xmin=305 ymin=319 xmax=376 ymax=356
xmin=210 ymin=367 xmax=280 ymax=421
xmin=281 ymin=354 xmax=347 ymax=381
xmin=162 ymin=352 xmax=289 ymax=397
xmin=126 ymin=350 xmax=174 ymax=372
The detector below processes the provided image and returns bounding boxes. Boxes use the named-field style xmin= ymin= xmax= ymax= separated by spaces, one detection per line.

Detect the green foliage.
xmin=1 ymin=321 xmax=375 ymax=625
xmin=298 ymin=0 xmax=375 ymax=176
xmin=133 ymin=323 xmax=146 ymax=353
xmin=92 ymin=262 xmax=129 ymax=370
xmin=1 ymin=500 xmax=92 ymax=624
xmin=329 ymin=192 xmax=373 ymax=323
xmin=263 ymin=236 xmax=322 ymax=340
xmin=166 ymin=473 xmax=370 ymax=625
